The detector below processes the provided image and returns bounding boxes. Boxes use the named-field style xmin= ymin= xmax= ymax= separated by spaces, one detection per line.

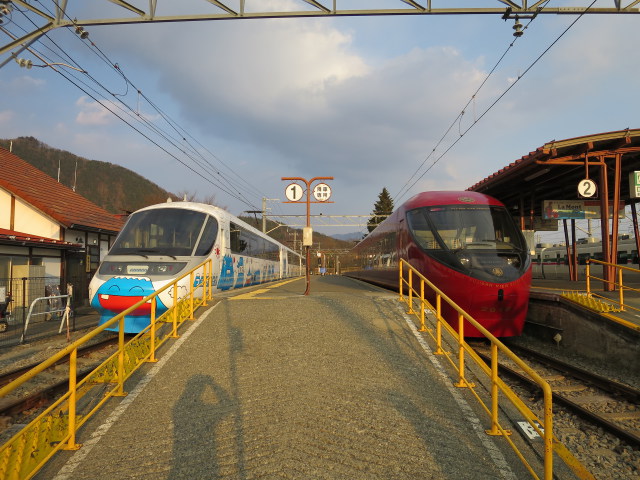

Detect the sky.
xmin=1 ymin=1 xmax=639 ymax=241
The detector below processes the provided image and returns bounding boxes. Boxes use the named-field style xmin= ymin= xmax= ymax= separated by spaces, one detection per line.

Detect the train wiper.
xmin=134 ymin=249 xmax=177 ymax=260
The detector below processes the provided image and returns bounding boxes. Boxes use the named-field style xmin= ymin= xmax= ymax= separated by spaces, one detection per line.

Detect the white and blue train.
xmin=89 ymin=201 xmax=303 ymax=333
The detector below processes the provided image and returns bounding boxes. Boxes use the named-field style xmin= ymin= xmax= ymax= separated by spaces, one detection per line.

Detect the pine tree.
xmin=367 ymin=188 xmax=394 ymax=232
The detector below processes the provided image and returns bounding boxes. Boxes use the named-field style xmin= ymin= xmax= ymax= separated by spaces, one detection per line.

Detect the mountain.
xmin=331 ymin=231 xmax=365 ymax=242
xmin=1 ymin=136 xmax=355 ymax=251
xmin=0 ymin=136 xmax=177 ymax=215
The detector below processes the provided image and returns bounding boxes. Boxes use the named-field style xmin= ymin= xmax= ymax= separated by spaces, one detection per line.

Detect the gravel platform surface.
xmin=35 ymin=276 xmax=550 ymax=479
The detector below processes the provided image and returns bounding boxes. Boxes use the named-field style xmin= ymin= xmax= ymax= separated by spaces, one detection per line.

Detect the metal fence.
xmin=0 ymin=277 xmax=81 ymax=348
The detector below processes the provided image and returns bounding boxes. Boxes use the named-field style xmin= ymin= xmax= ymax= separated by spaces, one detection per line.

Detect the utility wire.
xmin=398 ymin=0 xmax=599 ymax=199
xmin=393 ymin=2 xmax=565 ymax=204
xmin=7 ymin=1 xmax=267 ymax=211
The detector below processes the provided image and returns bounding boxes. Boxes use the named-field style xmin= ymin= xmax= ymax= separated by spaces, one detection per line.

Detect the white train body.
xmin=89 ymin=201 xmax=303 ymax=332
xmin=533 ymin=235 xmax=638 ymax=280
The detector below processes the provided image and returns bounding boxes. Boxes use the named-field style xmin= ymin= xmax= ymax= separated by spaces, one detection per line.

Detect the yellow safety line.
xmin=229 ymin=277 xmax=302 ymax=300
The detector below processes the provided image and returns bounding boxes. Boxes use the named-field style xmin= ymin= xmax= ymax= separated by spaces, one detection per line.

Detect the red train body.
xmin=346 ymin=191 xmax=532 ymax=337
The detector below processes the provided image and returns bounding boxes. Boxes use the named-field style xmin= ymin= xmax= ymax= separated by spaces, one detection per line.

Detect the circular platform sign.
xmin=578 ymin=178 xmax=597 ymax=198
xmin=285 ymin=183 xmax=304 ymax=202
xmin=313 ymin=183 xmax=332 ymax=202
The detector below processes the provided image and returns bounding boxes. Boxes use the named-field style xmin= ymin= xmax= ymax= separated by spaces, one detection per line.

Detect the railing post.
xmin=148 ymin=298 xmax=158 ymax=363
xmin=171 ymin=282 xmax=179 ymax=338
xmin=486 ymin=342 xmax=501 ymax=436
xmin=114 ymin=316 xmax=127 ymax=397
xmin=189 ymin=271 xmax=195 ymax=320
xmin=618 ymin=267 xmax=625 ymax=311
xmin=398 ymin=261 xmax=404 ymax=302
xmin=407 ymin=269 xmax=414 ymax=314
xmin=64 ymin=348 xmax=81 ymax=450
xmin=435 ymin=295 xmax=444 ymax=355
xmin=586 ymin=262 xmax=591 ymax=297
xmin=543 ymin=386 xmax=554 ymax=480
xmin=455 ymin=313 xmax=469 ymax=388
xmin=419 ymin=280 xmax=426 ymax=331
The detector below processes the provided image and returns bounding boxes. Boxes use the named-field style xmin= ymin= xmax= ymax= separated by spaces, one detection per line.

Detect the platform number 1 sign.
xmin=285 ymin=183 xmax=304 ymax=202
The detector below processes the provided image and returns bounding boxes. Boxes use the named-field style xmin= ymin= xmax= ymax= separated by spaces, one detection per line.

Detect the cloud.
xmin=75 ymin=96 xmax=118 ymax=125
xmin=0 ymin=110 xmax=15 ymax=126
xmin=0 ymin=75 xmax=45 ymax=91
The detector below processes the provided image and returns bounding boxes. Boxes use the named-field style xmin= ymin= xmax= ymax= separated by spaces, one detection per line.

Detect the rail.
xmin=0 ymin=259 xmax=214 ymax=480
xmin=398 ymin=259 xmax=555 ymax=480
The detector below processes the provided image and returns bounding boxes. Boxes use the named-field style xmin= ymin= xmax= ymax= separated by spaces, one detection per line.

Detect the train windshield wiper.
xmin=133 ymin=248 xmax=178 ymax=260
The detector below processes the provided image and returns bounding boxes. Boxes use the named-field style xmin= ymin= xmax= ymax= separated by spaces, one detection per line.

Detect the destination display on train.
xmin=542 ymin=200 xmax=625 ymax=220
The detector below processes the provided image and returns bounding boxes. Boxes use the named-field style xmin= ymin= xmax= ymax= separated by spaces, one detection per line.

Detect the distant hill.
xmin=0 ymin=136 xmax=177 ymax=215
xmin=331 ymin=231 xmax=365 ymax=242
xmin=0 ymin=136 xmax=354 ymax=252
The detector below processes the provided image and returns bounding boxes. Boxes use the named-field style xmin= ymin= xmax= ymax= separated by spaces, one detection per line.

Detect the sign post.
xmin=282 ymin=176 xmax=333 ymax=295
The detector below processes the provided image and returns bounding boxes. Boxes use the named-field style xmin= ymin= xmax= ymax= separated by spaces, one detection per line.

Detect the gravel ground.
xmin=506 ymin=334 xmax=640 ymax=480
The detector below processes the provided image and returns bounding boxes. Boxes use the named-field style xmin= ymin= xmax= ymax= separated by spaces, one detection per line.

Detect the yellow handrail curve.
xmin=398 ymin=259 xmax=589 ymax=480
xmin=0 ymin=259 xmax=213 ymax=480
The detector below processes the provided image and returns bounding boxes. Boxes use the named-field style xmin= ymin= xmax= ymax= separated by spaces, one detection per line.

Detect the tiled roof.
xmin=0 ymin=147 xmax=125 ymax=234
xmin=0 ymin=228 xmax=82 ymax=249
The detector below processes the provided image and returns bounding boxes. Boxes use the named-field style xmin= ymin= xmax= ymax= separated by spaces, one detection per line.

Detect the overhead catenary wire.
xmin=5 ymin=2 xmax=269 ymax=213
xmin=392 ymin=1 xmax=606 ymax=206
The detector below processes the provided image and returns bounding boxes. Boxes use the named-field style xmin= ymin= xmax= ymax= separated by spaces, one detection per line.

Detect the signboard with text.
xmin=542 ymin=200 xmax=625 ymax=220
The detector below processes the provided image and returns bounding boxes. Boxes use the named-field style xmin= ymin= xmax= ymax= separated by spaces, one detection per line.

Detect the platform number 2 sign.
xmin=578 ymin=179 xmax=597 ymax=198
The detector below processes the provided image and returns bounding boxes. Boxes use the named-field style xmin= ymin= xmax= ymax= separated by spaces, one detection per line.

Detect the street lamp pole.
xmin=282 ymin=176 xmax=333 ymax=295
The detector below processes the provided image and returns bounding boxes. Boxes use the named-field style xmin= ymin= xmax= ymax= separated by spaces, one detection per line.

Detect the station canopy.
xmin=467 ymin=128 xmax=640 ymax=227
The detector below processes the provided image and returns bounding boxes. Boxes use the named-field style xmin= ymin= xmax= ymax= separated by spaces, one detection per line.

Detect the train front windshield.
xmin=407 ymin=205 xmax=529 ymax=282
xmin=109 ymin=208 xmax=218 ymax=257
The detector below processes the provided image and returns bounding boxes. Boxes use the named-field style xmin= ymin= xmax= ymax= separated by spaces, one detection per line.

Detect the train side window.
xmin=633 ymin=251 xmax=639 ymax=265
xmin=194 ymin=216 xmax=219 ymax=257
xmin=617 ymin=251 xmax=628 ymax=264
xmin=230 ymin=222 xmax=244 ymax=253
xmin=578 ymin=253 xmax=589 ymax=265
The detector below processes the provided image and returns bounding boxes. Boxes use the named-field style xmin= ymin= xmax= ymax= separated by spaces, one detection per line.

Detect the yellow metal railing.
xmin=399 ymin=259 xmax=556 ymax=480
xmin=584 ymin=259 xmax=640 ymax=315
xmin=0 ymin=259 xmax=214 ymax=480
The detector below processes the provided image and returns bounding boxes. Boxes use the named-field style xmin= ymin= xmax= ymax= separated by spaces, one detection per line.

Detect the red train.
xmin=346 ymin=191 xmax=532 ymax=337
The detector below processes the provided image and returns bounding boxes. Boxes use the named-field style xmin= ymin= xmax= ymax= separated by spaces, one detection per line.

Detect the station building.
xmin=0 ymin=146 xmax=124 ymax=309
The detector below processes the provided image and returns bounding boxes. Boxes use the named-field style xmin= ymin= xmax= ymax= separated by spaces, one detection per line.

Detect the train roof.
xmin=401 ymin=191 xmax=504 ymax=211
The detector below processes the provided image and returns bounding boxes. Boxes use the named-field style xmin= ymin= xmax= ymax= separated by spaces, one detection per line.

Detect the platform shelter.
xmin=468 ymin=129 xmax=640 ymax=286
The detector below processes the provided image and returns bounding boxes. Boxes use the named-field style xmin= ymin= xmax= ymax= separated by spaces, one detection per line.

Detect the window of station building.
xmin=194 ymin=216 xmax=219 ymax=257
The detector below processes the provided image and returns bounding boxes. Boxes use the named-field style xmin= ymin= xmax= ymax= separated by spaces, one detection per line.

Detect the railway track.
xmin=0 ymin=335 xmax=119 ymax=421
xmin=472 ymin=341 xmax=640 ymax=449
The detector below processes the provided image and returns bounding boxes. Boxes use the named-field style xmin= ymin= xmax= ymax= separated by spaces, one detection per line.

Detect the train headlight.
xmin=457 ymin=253 xmax=472 ymax=268
xmin=505 ymin=256 xmax=521 ymax=268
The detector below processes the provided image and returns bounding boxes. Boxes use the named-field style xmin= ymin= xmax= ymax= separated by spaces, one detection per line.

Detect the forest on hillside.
xmin=1 ymin=136 xmax=176 ymax=215
xmin=1 ymin=137 xmax=354 ymax=251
